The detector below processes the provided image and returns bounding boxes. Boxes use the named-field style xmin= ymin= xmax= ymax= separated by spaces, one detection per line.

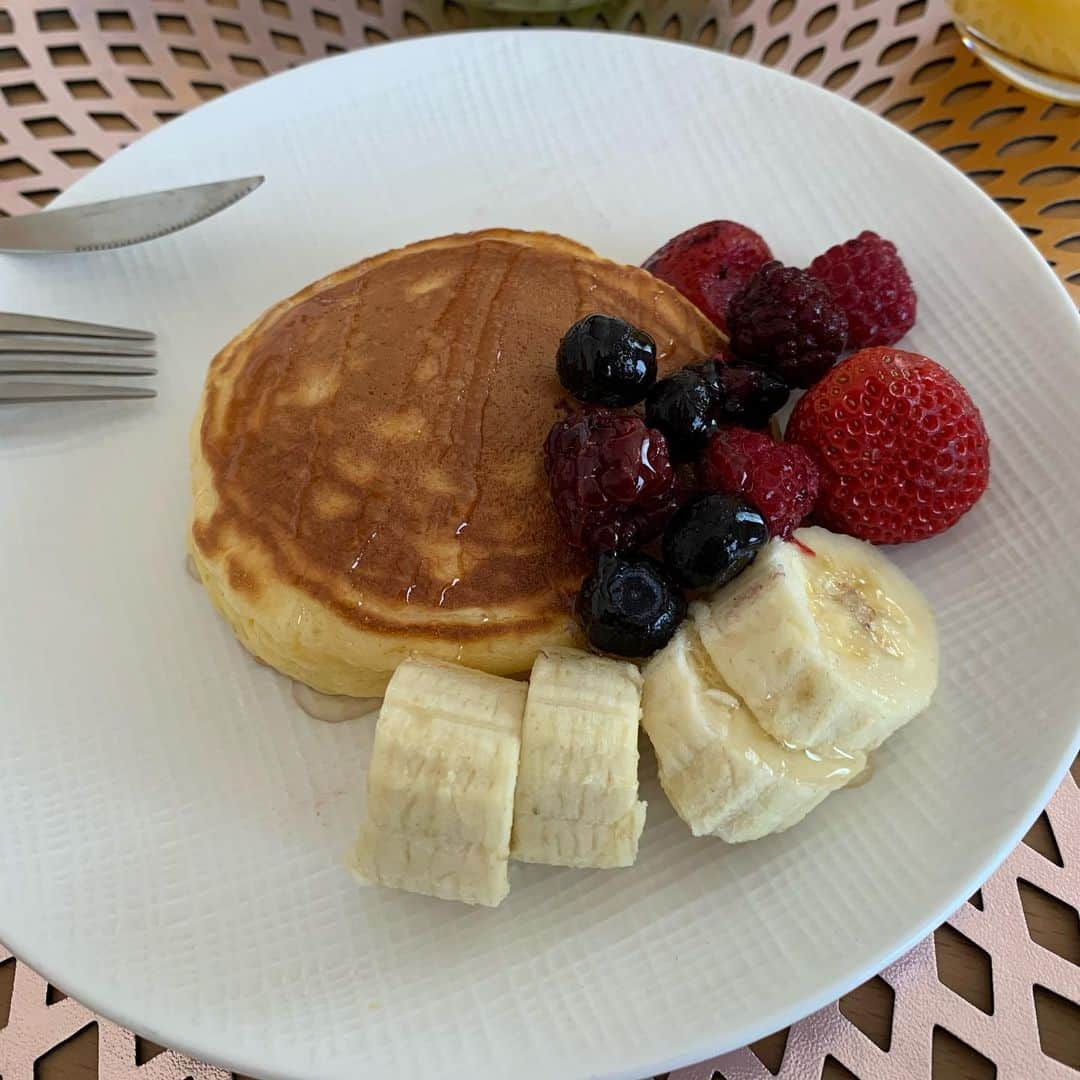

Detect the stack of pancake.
xmin=189 ymin=229 xmax=724 ymax=696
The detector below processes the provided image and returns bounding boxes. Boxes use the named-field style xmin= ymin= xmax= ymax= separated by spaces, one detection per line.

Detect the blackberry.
xmin=691 ymin=358 xmax=790 ymax=429
xmin=728 ymin=261 xmax=848 ymax=388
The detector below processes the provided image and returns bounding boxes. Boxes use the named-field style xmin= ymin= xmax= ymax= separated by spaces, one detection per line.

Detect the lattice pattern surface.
xmin=0 ymin=0 xmax=1077 ymax=300
xmin=0 ymin=2 xmax=1077 ymax=1078
xmin=0 ymin=948 xmax=232 ymax=1080
xmin=672 ymin=770 xmax=1080 ymax=1080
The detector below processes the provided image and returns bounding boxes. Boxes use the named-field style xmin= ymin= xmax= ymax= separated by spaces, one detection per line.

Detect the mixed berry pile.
xmin=544 ymin=220 xmax=990 ymax=658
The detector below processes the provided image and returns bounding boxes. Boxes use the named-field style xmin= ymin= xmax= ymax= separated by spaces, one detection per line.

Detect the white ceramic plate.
xmin=1 ymin=31 xmax=1077 ymax=1080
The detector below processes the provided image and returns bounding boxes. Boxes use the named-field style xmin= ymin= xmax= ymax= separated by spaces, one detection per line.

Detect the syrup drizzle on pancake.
xmin=193 ymin=231 xmax=725 ymax=646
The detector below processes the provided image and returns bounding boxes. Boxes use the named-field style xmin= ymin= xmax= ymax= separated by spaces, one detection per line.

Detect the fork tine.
xmin=0 ymin=337 xmax=156 ymax=358
xmin=0 ymin=358 xmax=156 ymax=376
xmin=0 ymin=312 xmax=154 ymax=341
xmin=0 ymin=381 xmax=156 ymax=403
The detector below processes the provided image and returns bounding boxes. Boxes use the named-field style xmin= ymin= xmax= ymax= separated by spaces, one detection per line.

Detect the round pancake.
xmin=190 ymin=229 xmax=726 ymax=696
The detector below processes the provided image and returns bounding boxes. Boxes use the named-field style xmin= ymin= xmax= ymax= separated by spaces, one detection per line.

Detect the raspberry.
xmin=544 ymin=410 xmax=679 ymax=553
xmin=643 ymin=221 xmax=773 ymax=332
xmin=809 ymin=231 xmax=916 ymax=349
xmin=698 ymin=427 xmax=821 ymax=538
xmin=786 ymin=347 xmax=990 ymax=544
xmin=728 ymin=261 xmax=848 ymax=388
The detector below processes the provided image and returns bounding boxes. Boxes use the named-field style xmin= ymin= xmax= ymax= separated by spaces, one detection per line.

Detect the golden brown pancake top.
xmin=194 ymin=232 xmax=724 ymax=639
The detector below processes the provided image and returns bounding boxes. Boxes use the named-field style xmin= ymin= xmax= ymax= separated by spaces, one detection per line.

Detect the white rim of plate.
xmin=2 ymin=28 xmax=1079 ymax=1080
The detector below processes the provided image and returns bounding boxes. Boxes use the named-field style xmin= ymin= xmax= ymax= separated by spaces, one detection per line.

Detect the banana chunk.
xmin=695 ymin=527 xmax=938 ymax=753
xmin=511 ymin=648 xmax=646 ymax=868
xmin=511 ymin=805 xmax=647 ymax=868
xmin=642 ymin=625 xmax=863 ymax=842
xmin=349 ymin=657 xmax=526 ymax=907
xmin=353 ymin=828 xmax=516 ymax=908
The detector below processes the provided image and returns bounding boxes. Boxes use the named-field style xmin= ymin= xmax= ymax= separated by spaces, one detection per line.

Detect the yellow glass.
xmin=950 ymin=0 xmax=1080 ymax=102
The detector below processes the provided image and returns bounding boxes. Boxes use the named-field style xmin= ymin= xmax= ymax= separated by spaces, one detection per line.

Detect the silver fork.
xmin=0 ymin=312 xmax=157 ymax=403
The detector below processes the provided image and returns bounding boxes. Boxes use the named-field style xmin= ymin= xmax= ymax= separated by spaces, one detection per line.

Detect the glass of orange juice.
xmin=949 ymin=0 xmax=1080 ymax=103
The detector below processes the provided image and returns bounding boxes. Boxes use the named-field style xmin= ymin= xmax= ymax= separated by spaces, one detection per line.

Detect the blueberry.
xmin=578 ymin=552 xmax=686 ymax=658
xmin=662 ymin=493 xmax=769 ymax=590
xmin=692 ymin=360 xmax=790 ymax=429
xmin=556 ymin=314 xmax=657 ymax=407
xmin=644 ymin=368 xmax=719 ymax=462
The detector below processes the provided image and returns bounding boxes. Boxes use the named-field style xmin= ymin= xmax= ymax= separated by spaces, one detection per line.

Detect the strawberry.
xmin=786 ymin=347 xmax=990 ymax=544
xmin=698 ymin=427 xmax=821 ymax=538
xmin=643 ymin=221 xmax=772 ymax=332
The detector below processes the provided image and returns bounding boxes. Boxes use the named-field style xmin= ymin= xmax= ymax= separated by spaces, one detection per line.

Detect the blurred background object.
xmin=949 ymin=0 xmax=1080 ymax=104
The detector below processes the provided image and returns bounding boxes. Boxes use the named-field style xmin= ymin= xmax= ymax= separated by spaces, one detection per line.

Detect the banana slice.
xmin=348 ymin=657 xmax=526 ymax=907
xmin=695 ymin=527 xmax=938 ymax=753
xmin=511 ymin=648 xmax=646 ymax=868
xmin=511 ymin=806 xmax=647 ymax=868
xmin=642 ymin=625 xmax=864 ymax=841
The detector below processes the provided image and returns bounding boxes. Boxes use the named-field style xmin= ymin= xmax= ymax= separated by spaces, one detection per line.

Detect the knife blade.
xmin=0 ymin=312 xmax=154 ymax=340
xmin=0 ymin=176 xmax=264 ymax=253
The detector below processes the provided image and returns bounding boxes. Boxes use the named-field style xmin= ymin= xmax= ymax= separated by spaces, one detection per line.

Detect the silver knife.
xmin=0 ymin=176 xmax=264 ymax=254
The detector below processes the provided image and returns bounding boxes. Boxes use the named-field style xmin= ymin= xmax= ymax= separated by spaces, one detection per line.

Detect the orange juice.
xmin=950 ymin=0 xmax=1080 ymax=98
